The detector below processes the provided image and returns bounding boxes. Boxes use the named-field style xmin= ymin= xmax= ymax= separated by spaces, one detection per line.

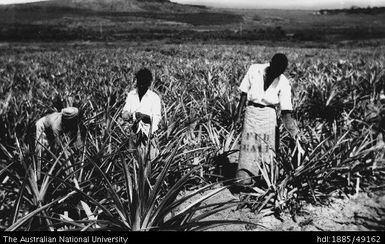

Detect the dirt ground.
xmin=179 ymin=150 xmax=385 ymax=231
xmin=178 ymin=187 xmax=385 ymax=231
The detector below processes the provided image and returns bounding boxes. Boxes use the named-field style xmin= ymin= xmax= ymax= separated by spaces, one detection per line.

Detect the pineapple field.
xmin=0 ymin=42 xmax=384 ymax=231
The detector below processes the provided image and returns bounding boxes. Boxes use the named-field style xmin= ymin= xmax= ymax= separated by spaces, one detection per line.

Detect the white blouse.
xmin=239 ymin=63 xmax=293 ymax=111
xmin=122 ymin=89 xmax=162 ymax=135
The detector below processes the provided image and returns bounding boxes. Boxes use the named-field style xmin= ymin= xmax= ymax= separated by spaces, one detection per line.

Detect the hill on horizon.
xmin=0 ymin=0 xmax=245 ymax=42
xmin=0 ymin=0 xmax=384 ymax=44
xmin=0 ymin=0 xmax=209 ymax=13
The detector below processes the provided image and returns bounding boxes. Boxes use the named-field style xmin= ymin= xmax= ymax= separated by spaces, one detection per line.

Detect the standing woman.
xmin=233 ymin=53 xmax=301 ymax=186
xmin=122 ymin=68 xmax=162 ymax=161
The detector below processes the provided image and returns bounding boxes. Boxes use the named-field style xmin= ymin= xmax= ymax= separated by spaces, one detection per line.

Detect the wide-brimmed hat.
xmin=61 ymin=107 xmax=79 ymax=120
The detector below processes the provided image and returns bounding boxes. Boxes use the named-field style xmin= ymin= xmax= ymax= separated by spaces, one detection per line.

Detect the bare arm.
xmin=234 ymin=92 xmax=247 ymax=124
xmin=281 ymin=110 xmax=299 ymax=139
xmin=136 ymin=112 xmax=152 ymax=124
xmin=122 ymin=111 xmax=133 ymax=121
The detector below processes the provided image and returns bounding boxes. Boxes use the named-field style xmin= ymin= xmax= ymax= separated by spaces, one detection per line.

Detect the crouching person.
xmin=122 ymin=68 xmax=162 ymax=166
xmin=35 ymin=107 xmax=83 ymax=180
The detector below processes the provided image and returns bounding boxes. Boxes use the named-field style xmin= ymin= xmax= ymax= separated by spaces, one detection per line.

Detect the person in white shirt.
xmin=35 ymin=107 xmax=83 ymax=180
xmin=233 ymin=53 xmax=301 ymax=187
xmin=122 ymin=68 xmax=162 ymax=159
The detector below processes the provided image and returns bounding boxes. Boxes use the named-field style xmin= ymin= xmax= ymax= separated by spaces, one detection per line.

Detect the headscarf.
xmin=62 ymin=107 xmax=79 ymax=121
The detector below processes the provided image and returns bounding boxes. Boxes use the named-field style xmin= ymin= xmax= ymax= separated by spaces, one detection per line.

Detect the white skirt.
xmin=238 ymin=106 xmax=277 ymax=176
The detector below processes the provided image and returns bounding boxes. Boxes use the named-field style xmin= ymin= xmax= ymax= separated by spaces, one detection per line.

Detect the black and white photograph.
xmin=0 ymin=0 xmax=385 ymax=235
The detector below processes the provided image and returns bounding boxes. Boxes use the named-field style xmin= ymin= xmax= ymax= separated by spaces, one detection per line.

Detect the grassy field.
xmin=0 ymin=42 xmax=384 ymax=230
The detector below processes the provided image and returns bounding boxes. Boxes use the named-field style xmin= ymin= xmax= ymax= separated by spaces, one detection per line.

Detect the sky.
xmin=171 ymin=0 xmax=385 ymax=9
xmin=0 ymin=0 xmax=48 ymax=4
xmin=0 ymin=0 xmax=385 ymax=9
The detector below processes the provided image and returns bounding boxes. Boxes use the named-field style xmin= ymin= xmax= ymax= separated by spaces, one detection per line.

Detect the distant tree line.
xmin=0 ymin=25 xmax=288 ymax=42
xmin=0 ymin=23 xmax=384 ymax=43
xmin=317 ymin=6 xmax=385 ymax=15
